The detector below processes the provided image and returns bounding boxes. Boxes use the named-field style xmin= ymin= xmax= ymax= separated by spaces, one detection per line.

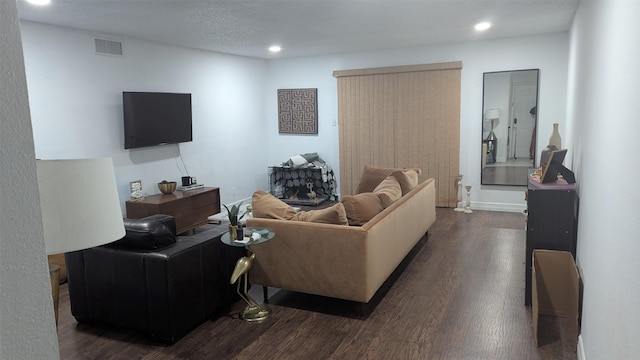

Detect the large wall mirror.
xmin=481 ymin=69 xmax=539 ymax=186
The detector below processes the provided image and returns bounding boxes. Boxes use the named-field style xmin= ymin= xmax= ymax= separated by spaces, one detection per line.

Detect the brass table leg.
xmin=230 ymin=253 xmax=270 ymax=322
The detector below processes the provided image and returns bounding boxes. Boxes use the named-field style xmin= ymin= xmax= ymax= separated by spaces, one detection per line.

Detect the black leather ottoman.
xmin=65 ymin=214 xmax=243 ymax=343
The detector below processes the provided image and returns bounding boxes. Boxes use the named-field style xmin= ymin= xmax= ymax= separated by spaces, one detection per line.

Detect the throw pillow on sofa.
xmin=390 ymin=169 xmax=420 ymax=195
xmin=373 ymin=175 xmax=402 ymax=208
xmin=291 ymin=203 xmax=348 ymax=225
xmin=252 ymin=190 xmax=298 ymax=219
xmin=252 ymin=190 xmax=348 ymax=225
xmin=355 ymin=164 xmax=422 ymax=194
xmin=341 ymin=192 xmax=384 ymax=226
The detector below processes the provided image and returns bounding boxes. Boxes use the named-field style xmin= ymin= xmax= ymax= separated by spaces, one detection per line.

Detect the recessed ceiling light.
xmin=475 ymin=22 xmax=492 ymax=31
xmin=269 ymin=45 xmax=282 ymax=53
xmin=26 ymin=0 xmax=51 ymax=5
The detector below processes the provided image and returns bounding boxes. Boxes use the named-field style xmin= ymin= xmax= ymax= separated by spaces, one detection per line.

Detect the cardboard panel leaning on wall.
xmin=532 ymin=249 xmax=581 ymax=350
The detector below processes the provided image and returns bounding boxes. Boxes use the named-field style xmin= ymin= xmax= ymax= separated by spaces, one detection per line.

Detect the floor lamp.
xmin=37 ymin=158 xmax=125 ymax=326
xmin=484 ymin=108 xmax=500 ymax=164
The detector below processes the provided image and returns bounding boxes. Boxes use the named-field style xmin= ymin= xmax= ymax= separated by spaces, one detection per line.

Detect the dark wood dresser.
xmin=125 ymin=187 xmax=220 ymax=234
xmin=525 ymin=179 xmax=578 ymax=306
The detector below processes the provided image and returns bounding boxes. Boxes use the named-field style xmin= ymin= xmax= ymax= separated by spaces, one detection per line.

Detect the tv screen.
xmin=123 ymin=92 xmax=192 ymax=149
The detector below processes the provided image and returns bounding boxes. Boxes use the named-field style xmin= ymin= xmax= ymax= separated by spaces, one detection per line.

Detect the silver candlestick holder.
xmin=464 ymin=185 xmax=473 ymax=214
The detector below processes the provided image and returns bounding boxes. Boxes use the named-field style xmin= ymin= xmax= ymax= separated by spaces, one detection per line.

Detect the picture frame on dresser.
xmin=540 ymin=149 xmax=576 ymax=184
xmin=130 ymin=180 xmax=143 ymax=199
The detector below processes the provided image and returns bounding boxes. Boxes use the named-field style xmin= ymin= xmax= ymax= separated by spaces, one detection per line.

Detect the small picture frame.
xmin=541 ymin=149 xmax=568 ymax=183
xmin=130 ymin=180 xmax=143 ymax=199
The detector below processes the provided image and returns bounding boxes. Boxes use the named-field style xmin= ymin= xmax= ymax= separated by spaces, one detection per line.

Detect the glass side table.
xmin=220 ymin=228 xmax=275 ymax=322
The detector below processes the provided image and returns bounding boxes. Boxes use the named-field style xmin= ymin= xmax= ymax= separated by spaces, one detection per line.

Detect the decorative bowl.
xmin=157 ymin=181 xmax=177 ymax=194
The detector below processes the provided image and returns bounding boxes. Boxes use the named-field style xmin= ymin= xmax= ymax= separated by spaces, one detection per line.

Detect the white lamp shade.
xmin=485 ymin=108 xmax=500 ymax=120
xmin=37 ymin=158 xmax=125 ymax=254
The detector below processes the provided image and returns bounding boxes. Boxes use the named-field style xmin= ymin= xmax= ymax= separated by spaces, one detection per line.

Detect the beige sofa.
xmin=245 ymin=177 xmax=436 ymax=303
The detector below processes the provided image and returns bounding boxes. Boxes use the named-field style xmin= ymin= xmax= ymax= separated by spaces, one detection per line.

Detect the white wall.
xmin=13 ymin=5 xmax=640 ymax=357
xmin=0 ymin=1 xmax=59 ymax=358
xmin=568 ymin=1 xmax=640 ymax=358
xmin=266 ymin=33 xmax=569 ymax=211
xmin=21 ymin=21 xmax=268 ymax=210
xmin=20 ymin=21 xmax=570 ymax=213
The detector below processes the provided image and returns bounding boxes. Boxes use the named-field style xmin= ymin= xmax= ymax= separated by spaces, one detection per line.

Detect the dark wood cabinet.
xmin=525 ymin=181 xmax=578 ymax=306
xmin=126 ymin=187 xmax=220 ymax=234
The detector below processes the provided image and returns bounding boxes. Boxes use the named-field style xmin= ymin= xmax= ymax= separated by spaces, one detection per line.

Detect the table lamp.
xmin=36 ymin=158 xmax=125 ymax=325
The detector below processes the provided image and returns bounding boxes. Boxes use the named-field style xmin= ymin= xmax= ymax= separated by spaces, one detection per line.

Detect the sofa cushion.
xmin=373 ymin=175 xmax=403 ymax=208
xmin=391 ymin=169 xmax=420 ymax=195
xmin=355 ymin=165 xmax=422 ymax=194
xmin=252 ymin=190 xmax=348 ymax=225
xmin=292 ymin=203 xmax=349 ymax=225
xmin=252 ymin=190 xmax=298 ymax=219
xmin=341 ymin=192 xmax=384 ymax=226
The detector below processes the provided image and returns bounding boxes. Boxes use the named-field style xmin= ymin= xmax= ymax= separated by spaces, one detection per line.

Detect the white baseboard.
xmin=577 ymin=335 xmax=586 ymax=360
xmin=470 ymin=201 xmax=527 ymax=213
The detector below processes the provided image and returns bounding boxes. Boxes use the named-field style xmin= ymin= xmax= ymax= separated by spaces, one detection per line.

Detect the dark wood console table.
xmin=126 ymin=187 xmax=220 ymax=234
xmin=525 ymin=179 xmax=578 ymax=306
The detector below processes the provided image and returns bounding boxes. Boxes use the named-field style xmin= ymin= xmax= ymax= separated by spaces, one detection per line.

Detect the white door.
xmin=510 ymin=82 xmax=537 ymax=159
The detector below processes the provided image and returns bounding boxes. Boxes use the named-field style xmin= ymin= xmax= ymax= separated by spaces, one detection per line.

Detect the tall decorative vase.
xmin=549 ymin=123 xmax=562 ymax=149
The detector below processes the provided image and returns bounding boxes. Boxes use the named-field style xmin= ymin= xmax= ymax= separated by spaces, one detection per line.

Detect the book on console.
xmin=179 ymin=183 xmax=205 ymax=191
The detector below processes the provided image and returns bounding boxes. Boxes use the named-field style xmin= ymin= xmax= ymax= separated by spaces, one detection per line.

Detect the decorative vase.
xmin=157 ymin=180 xmax=177 ymax=194
xmin=228 ymin=224 xmax=238 ymax=240
xmin=549 ymin=123 xmax=562 ymax=149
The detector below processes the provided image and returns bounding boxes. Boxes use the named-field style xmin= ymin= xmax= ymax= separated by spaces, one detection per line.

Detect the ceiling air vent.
xmin=94 ymin=38 xmax=123 ymax=56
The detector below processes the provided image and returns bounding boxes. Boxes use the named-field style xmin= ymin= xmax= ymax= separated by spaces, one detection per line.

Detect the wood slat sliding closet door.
xmin=334 ymin=62 xmax=462 ymax=207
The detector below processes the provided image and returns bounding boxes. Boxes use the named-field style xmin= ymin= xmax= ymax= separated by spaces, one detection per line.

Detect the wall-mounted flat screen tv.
xmin=123 ymin=91 xmax=192 ymax=149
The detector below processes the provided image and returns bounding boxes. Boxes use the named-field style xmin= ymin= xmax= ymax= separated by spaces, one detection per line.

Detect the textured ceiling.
xmin=17 ymin=0 xmax=579 ymax=59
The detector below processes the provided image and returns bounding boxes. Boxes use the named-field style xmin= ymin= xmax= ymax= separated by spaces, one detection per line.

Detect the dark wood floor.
xmin=56 ymin=208 xmax=577 ymax=359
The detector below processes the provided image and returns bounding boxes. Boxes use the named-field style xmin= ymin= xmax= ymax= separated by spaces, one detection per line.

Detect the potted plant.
xmin=223 ymin=202 xmax=247 ymax=240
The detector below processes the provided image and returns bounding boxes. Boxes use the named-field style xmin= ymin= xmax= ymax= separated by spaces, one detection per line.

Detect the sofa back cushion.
xmin=252 ymin=190 xmax=298 ymax=219
xmin=355 ymin=164 xmax=422 ymax=194
xmin=252 ymin=190 xmax=348 ymax=225
xmin=373 ymin=175 xmax=403 ymax=208
xmin=341 ymin=192 xmax=384 ymax=226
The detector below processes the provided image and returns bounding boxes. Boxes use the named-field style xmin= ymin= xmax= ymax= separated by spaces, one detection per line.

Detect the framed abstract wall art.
xmin=278 ymin=88 xmax=318 ymax=134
